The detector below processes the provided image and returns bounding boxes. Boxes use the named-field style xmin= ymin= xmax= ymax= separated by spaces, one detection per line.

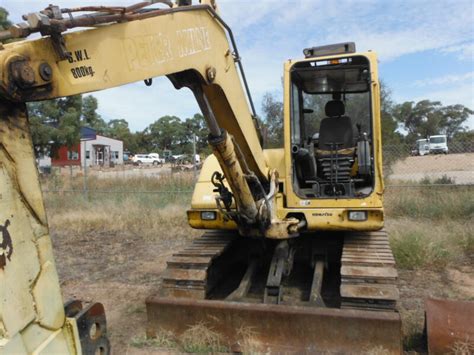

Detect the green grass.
xmin=385 ymin=186 xmax=474 ymax=220
xmin=385 ymin=186 xmax=474 ymax=269
xmin=130 ymin=333 xmax=177 ymax=350
xmin=387 ymin=219 xmax=472 ymax=269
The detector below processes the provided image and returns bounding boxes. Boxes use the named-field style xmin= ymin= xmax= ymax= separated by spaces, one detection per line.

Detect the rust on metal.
xmin=425 ymin=298 xmax=474 ymax=355
xmin=159 ymin=232 xmax=235 ymax=298
xmin=0 ymin=219 xmax=13 ymax=269
xmin=146 ymin=297 xmax=402 ymax=354
xmin=341 ymin=230 xmax=399 ymax=311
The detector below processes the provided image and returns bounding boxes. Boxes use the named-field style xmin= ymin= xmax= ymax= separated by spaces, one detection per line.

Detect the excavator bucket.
xmin=146 ymin=297 xmax=402 ymax=353
xmin=425 ymin=298 xmax=474 ymax=354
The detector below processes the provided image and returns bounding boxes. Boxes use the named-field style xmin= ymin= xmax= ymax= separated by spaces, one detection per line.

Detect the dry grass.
xmin=451 ymin=340 xmax=474 ymax=355
xmin=43 ymin=174 xmax=474 ymax=268
xmin=179 ymin=322 xmax=227 ymax=353
xmin=48 ymin=200 xmax=197 ymax=240
xmin=130 ymin=331 xmax=177 ymax=350
xmin=385 ymin=186 xmax=474 ymax=220
xmin=43 ymin=172 xmax=197 ymax=240
xmin=131 ymin=324 xmax=228 ymax=353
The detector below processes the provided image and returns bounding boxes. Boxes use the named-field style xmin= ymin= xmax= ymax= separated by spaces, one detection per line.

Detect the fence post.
xmin=83 ymin=158 xmax=88 ymax=200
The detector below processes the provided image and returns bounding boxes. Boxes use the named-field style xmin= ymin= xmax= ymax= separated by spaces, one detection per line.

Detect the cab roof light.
xmin=303 ymin=42 xmax=356 ymax=58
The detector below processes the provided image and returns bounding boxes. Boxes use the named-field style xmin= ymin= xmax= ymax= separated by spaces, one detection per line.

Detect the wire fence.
xmin=39 ymin=140 xmax=474 ymax=202
xmin=383 ymin=141 xmax=474 ymax=186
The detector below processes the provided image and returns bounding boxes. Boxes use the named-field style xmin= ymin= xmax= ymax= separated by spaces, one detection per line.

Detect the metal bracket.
xmin=64 ymin=300 xmax=111 ymax=355
xmin=264 ymin=241 xmax=294 ymax=304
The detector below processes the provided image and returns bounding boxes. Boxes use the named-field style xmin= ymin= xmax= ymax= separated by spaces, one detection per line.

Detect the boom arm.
xmin=0 ymin=2 xmax=274 ymax=224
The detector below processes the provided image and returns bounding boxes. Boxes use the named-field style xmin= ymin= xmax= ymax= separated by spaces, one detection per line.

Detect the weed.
xmin=125 ymin=304 xmax=145 ymax=315
xmin=401 ymin=309 xmax=425 ymax=351
xmin=451 ymin=340 xmax=474 ymax=355
xmin=419 ymin=174 xmax=456 ymax=185
xmin=130 ymin=331 xmax=177 ymax=349
xmin=179 ymin=322 xmax=228 ymax=353
xmin=385 ymin=186 xmax=474 ymax=220
xmin=389 ymin=220 xmax=455 ymax=269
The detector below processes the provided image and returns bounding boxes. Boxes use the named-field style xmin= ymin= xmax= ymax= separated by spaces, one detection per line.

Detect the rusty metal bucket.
xmin=146 ymin=296 xmax=402 ymax=353
xmin=425 ymin=298 xmax=474 ymax=355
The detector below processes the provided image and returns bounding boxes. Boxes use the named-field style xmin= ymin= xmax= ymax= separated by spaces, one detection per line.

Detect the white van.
xmin=415 ymin=139 xmax=430 ymax=156
xmin=429 ymin=135 xmax=448 ymax=154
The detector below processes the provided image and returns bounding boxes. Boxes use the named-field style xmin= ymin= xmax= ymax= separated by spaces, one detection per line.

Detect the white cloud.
xmin=93 ymin=78 xmax=200 ymax=132
xmin=414 ymin=72 xmax=474 ymax=87
xmin=440 ymin=42 xmax=474 ymax=61
xmin=2 ymin=0 xmax=473 ymax=130
xmin=412 ymin=83 xmax=474 ymax=108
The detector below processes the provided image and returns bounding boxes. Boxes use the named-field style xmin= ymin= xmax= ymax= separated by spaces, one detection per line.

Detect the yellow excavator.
xmin=0 ymin=1 xmax=406 ymax=353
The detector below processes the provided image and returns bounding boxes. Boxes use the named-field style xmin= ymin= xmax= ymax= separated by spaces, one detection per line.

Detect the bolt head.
xmin=39 ymin=62 xmax=53 ymax=81
xmin=19 ymin=65 xmax=35 ymax=86
xmin=206 ymin=67 xmax=217 ymax=83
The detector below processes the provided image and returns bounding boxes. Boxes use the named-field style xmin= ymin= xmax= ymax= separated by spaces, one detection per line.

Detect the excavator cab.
xmin=290 ymin=45 xmax=374 ymax=198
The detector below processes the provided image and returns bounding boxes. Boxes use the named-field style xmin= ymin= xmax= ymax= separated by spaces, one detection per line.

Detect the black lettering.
xmin=71 ymin=66 xmax=96 ymax=79
xmin=75 ymin=50 xmax=83 ymax=62
xmin=67 ymin=53 xmax=74 ymax=63
xmin=84 ymin=49 xmax=90 ymax=60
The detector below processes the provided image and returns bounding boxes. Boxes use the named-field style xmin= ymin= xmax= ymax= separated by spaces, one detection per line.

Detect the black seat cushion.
xmin=318 ymin=116 xmax=354 ymax=150
xmin=325 ymin=100 xmax=345 ymax=117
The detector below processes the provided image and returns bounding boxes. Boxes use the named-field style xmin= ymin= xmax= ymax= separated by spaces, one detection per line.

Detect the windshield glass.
xmin=430 ymin=137 xmax=446 ymax=144
xmin=417 ymin=140 xmax=428 ymax=148
xmin=300 ymin=92 xmax=371 ymax=145
xmin=290 ymin=56 xmax=372 ymax=147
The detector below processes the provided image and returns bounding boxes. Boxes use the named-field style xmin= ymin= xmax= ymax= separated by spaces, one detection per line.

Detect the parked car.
xmin=429 ymin=135 xmax=448 ymax=154
xmin=148 ymin=153 xmax=165 ymax=164
xmin=131 ymin=154 xmax=162 ymax=165
xmin=413 ymin=138 xmax=430 ymax=156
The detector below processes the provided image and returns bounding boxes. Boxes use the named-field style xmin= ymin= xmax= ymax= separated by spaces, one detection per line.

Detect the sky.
xmin=2 ymin=0 xmax=473 ymax=131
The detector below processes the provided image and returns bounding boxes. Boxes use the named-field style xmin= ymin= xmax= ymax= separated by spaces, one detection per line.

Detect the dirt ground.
xmin=51 ymin=222 xmax=474 ymax=354
xmin=389 ymin=153 xmax=474 ymax=184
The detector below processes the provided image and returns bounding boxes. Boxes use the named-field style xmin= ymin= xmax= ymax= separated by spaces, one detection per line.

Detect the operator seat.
xmin=316 ymin=100 xmax=355 ymax=183
xmin=318 ymin=100 xmax=354 ymax=151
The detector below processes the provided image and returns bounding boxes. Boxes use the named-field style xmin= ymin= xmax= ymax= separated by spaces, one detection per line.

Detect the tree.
xmin=27 ymin=94 xmax=104 ymax=157
xmin=183 ymin=113 xmax=210 ymax=154
xmin=82 ymin=95 xmax=108 ymax=134
xmin=27 ymin=97 xmax=82 ymax=157
xmin=393 ymin=100 xmax=472 ymax=143
xmin=146 ymin=115 xmax=186 ymax=152
xmin=0 ymin=8 xmax=11 ymax=37
xmin=379 ymin=82 xmax=403 ymax=145
xmin=261 ymin=93 xmax=284 ymax=148
xmin=107 ymin=119 xmax=140 ymax=152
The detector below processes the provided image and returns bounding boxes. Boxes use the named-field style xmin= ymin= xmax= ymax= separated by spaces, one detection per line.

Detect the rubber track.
xmin=340 ymin=230 xmax=399 ymax=311
xmin=160 ymin=232 xmax=235 ymax=299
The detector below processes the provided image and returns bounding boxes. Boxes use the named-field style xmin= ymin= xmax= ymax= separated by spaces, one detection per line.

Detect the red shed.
xmin=52 ymin=144 xmax=81 ymax=167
